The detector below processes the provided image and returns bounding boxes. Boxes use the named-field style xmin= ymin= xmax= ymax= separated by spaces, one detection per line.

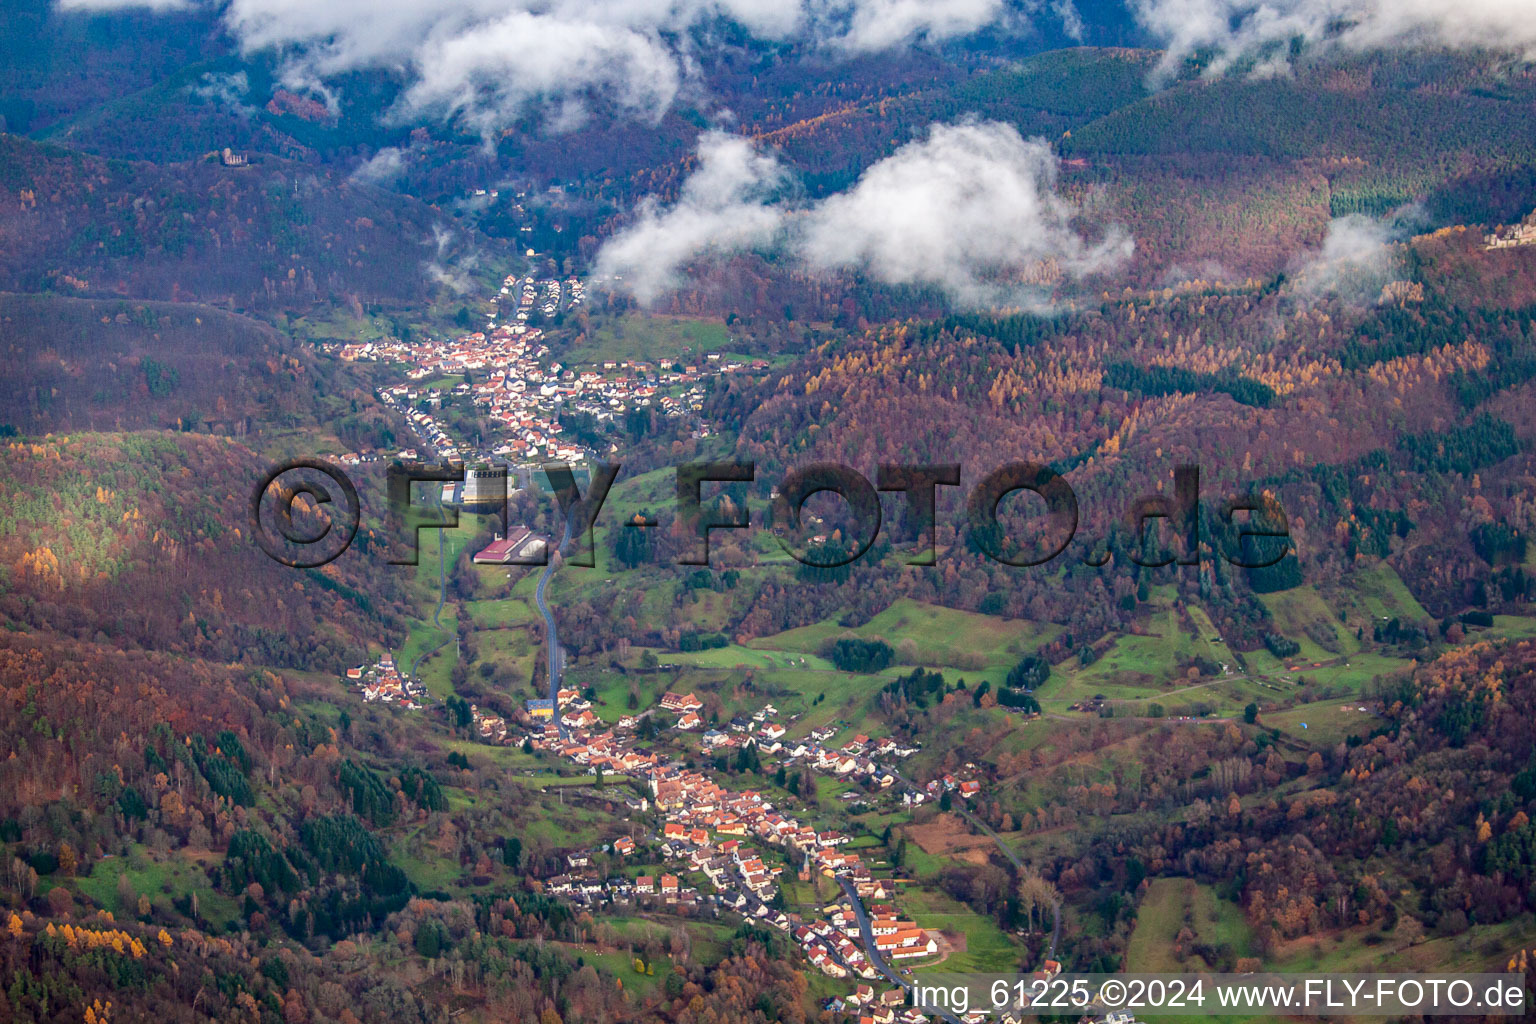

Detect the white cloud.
xmin=399 ymin=11 xmax=685 ymax=130
xmin=794 ymin=120 xmax=1131 ymax=305
xmin=595 ymin=120 xmax=1131 ymax=309
xmin=188 ymin=70 xmax=256 ymax=117
xmin=1132 ymin=0 xmax=1536 ymax=80
xmin=56 ymin=0 xmax=190 ymax=9
xmin=816 ymin=0 xmax=1007 ymax=53
xmin=1289 ymin=205 xmax=1425 ymax=302
xmin=58 ymin=0 xmax=1536 ymax=134
xmin=592 ymin=132 xmax=790 ymax=303
xmin=425 ymin=224 xmax=483 ymax=294
xmin=349 ymin=147 xmax=407 ymax=186
xmin=53 ymin=0 xmax=1080 ymax=133
xmin=1052 ymin=0 xmax=1086 ymax=42
xmin=218 ymin=0 xmax=806 ymax=131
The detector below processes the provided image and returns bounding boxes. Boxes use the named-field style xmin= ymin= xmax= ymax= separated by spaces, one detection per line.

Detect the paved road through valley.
xmin=836 ymin=876 xmax=964 ymax=1024
xmin=536 ymin=511 xmax=574 ymax=738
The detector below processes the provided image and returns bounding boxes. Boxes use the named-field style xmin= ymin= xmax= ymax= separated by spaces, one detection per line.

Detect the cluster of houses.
xmin=922 ymin=773 xmax=983 ymax=802
xmin=846 ymin=906 xmax=939 ymax=962
xmin=660 ymin=690 xmax=705 ymax=731
xmin=830 ymin=985 xmax=934 ymax=1024
xmin=505 ymin=273 xmax=576 ymax=322
xmin=345 ymin=654 xmax=428 ymax=709
xmin=332 ymin=451 xmax=382 ymax=467
xmin=647 ymin=760 xmax=927 ymax=981
xmin=541 ymin=354 xmax=760 ymax=445
xmin=498 ymin=683 xmax=946 ymax=991
xmin=337 ymin=271 xmax=765 ymax=468
xmin=550 ymin=687 xmax=602 ymax=731
xmin=522 ymin=687 xmax=607 ymax=734
xmin=337 ymin=665 xmax=974 ymax=1009
xmin=702 ymin=703 xmax=784 ymax=751
xmin=785 ymin=728 xmax=922 ymax=788
xmin=369 ymin=330 xmax=586 ymax=465
xmin=471 ymin=704 xmax=507 ymax=742
xmin=543 ymin=870 xmax=710 ymax=914
xmin=521 ymin=697 xmax=662 ymax=777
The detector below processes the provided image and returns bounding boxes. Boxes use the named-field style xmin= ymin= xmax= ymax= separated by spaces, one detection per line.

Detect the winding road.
xmin=536 ymin=512 xmax=574 ymax=739
xmin=409 ymin=493 xmax=572 ymax=735
xmin=837 ymin=876 xmax=966 ymax=1024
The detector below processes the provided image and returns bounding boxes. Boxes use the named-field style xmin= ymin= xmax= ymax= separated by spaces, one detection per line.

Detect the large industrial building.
xmin=473 ymin=528 xmax=546 ymax=564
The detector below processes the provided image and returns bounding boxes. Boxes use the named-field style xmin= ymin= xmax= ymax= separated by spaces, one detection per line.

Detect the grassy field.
xmin=899 ymin=841 xmax=949 ymax=881
xmin=543 ymin=465 xmax=761 ymax=635
xmin=903 ymin=885 xmax=1025 ymax=975
xmin=395 ymin=515 xmax=489 ymax=699
xmin=564 ymin=315 xmax=733 ymax=365
xmin=747 ymin=599 xmax=1061 ymax=702
xmin=408 ymin=506 xmax=485 ymax=592
xmin=584 ymin=948 xmax=673 ymax=999
xmin=399 ymin=606 xmax=460 ymax=699
xmin=1125 ymin=885 xmax=1536 ymax=1024
xmin=394 ymin=842 xmax=465 ymax=893
xmin=1268 ymin=915 xmax=1536 ymax=973
xmin=1487 ymin=614 xmax=1536 ymax=640
xmin=1240 ymin=646 xmax=1412 ymax=690
xmin=1123 ymin=879 xmax=1267 ymax=1024
xmin=1048 ymin=628 xmax=1186 ymax=697
xmin=1127 ymin=878 xmax=1255 ymax=972
xmin=1350 ymin=561 xmax=1431 ymax=624
xmin=436 ymin=737 xmax=567 ymax=772
xmin=1263 ymin=701 xmax=1383 ymax=746
xmin=610 ymin=651 xmax=902 ymax=740
xmin=78 ymin=846 xmax=238 ymax=930
xmin=472 ymin=627 xmax=539 ymax=695
xmin=1043 ymin=601 xmax=1243 ymax=711
xmin=1187 ymin=604 xmax=1242 ymax=669
xmin=1259 ymin=585 xmax=1358 ymax=661
xmin=1006 ymin=578 xmax=1422 ymax=717
xmin=466 ymin=595 xmax=540 ymax=628
xmin=570 ymin=670 xmax=655 ymax=725
xmin=657 ymin=645 xmax=834 ymax=672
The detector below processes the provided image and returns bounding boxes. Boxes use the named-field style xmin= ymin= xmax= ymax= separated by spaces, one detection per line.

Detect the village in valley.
xmin=332 ymin=267 xmax=767 ymax=467
xmin=332 ymin=259 xmax=1051 ymax=1021
xmin=515 ymin=682 xmax=970 ymax=1018
xmin=23 ymin=11 xmax=1536 ymax=1024
xmin=341 ymin=648 xmax=1033 ymax=1020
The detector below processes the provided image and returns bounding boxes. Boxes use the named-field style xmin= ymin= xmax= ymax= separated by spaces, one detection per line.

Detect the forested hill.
xmin=0 ymin=134 xmax=487 ymax=309
xmin=0 ymin=432 xmax=409 ymax=670
xmin=1038 ymin=637 xmax=1536 ymax=962
xmin=0 ymin=293 xmax=312 ymax=437
xmin=696 ymin=247 xmax=1536 ymax=651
